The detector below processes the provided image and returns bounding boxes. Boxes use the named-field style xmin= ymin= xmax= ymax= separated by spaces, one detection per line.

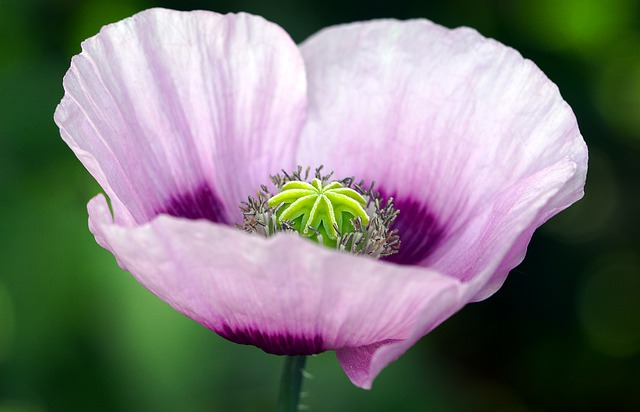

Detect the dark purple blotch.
xmin=158 ymin=182 xmax=227 ymax=223
xmin=217 ymin=323 xmax=325 ymax=356
xmin=378 ymin=189 xmax=444 ymax=265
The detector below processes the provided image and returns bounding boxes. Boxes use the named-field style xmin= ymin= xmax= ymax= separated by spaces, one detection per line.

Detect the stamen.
xmin=238 ymin=166 xmax=400 ymax=259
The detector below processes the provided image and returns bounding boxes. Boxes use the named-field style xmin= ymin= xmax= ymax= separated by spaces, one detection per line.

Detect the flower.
xmin=54 ymin=8 xmax=587 ymax=389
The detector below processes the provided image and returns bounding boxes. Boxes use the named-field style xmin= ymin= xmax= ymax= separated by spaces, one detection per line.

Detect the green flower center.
xmin=239 ymin=166 xmax=400 ymax=259
xmin=267 ymin=178 xmax=370 ymax=245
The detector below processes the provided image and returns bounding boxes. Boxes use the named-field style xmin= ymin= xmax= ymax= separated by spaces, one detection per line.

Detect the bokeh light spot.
xmin=68 ymin=0 xmax=142 ymax=53
xmin=593 ymin=38 xmax=640 ymax=143
xmin=0 ymin=400 xmax=45 ymax=412
xmin=0 ymin=281 xmax=16 ymax=364
xmin=578 ymin=253 xmax=640 ymax=357
xmin=513 ymin=0 xmax=634 ymax=53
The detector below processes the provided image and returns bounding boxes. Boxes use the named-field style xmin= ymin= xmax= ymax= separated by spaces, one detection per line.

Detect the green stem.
xmin=277 ymin=356 xmax=307 ymax=412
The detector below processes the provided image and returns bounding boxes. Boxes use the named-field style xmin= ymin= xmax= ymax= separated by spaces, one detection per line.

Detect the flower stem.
xmin=277 ymin=356 xmax=307 ymax=412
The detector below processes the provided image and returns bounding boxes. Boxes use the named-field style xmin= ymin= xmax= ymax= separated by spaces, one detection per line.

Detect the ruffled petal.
xmin=88 ymin=194 xmax=464 ymax=384
xmin=335 ymin=279 xmax=461 ymax=388
xmin=298 ymin=19 xmax=587 ymax=295
xmin=332 ymin=157 xmax=583 ymax=387
xmin=55 ymin=8 xmax=307 ymax=226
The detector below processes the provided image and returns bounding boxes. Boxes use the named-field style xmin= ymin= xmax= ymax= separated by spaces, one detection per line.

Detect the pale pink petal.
xmin=297 ymin=19 xmax=586 ymax=385
xmin=334 ymin=157 xmax=579 ymax=388
xmin=88 ymin=194 xmax=464 ymax=375
xmin=55 ymin=8 xmax=306 ymax=226
xmin=336 ymin=282 xmax=460 ymax=388
xmin=298 ymin=19 xmax=586 ymax=292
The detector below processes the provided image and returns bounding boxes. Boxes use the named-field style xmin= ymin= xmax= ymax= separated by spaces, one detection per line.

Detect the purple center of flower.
xmin=159 ymin=183 xmax=228 ymax=223
xmin=158 ymin=180 xmax=442 ymax=266
xmin=379 ymin=190 xmax=444 ymax=265
xmin=217 ymin=323 xmax=324 ymax=356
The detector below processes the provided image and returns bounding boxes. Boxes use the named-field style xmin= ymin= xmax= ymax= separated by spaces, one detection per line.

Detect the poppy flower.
xmin=54 ymin=8 xmax=587 ymax=389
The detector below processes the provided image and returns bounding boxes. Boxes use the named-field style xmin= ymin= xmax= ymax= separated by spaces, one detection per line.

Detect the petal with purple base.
xmin=298 ymin=19 xmax=587 ymax=292
xmin=55 ymin=8 xmax=307 ymax=226
xmin=88 ymin=194 xmax=464 ymax=386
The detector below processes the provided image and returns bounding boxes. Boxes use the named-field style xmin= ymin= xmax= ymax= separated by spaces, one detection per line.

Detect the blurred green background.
xmin=1 ymin=0 xmax=639 ymax=411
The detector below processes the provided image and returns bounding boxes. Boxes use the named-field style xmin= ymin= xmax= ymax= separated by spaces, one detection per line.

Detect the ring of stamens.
xmin=238 ymin=166 xmax=400 ymax=259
